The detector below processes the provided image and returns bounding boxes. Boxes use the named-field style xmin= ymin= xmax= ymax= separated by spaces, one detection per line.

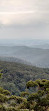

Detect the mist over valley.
xmin=0 ymin=39 xmax=49 ymax=68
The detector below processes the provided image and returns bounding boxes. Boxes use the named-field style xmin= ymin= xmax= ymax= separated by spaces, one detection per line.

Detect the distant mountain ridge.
xmin=0 ymin=39 xmax=49 ymax=48
xmin=0 ymin=46 xmax=49 ymax=67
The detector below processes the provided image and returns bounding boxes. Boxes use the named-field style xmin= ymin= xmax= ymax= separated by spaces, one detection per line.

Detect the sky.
xmin=0 ymin=0 xmax=49 ymax=40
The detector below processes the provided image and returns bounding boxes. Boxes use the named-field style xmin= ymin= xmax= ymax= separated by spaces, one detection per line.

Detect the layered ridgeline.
xmin=0 ymin=46 xmax=49 ymax=67
xmin=0 ymin=61 xmax=49 ymax=96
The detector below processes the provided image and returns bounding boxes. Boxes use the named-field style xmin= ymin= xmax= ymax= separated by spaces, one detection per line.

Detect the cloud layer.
xmin=0 ymin=0 xmax=49 ymax=39
xmin=0 ymin=0 xmax=49 ymax=25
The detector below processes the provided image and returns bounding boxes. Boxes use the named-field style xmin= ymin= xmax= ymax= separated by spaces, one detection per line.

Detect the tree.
xmin=26 ymin=79 xmax=49 ymax=111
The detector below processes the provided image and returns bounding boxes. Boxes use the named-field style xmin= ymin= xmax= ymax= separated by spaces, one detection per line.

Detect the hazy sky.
xmin=0 ymin=0 xmax=49 ymax=39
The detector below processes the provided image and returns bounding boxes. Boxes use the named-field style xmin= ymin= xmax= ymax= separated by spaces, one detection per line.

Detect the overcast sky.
xmin=0 ymin=0 xmax=49 ymax=39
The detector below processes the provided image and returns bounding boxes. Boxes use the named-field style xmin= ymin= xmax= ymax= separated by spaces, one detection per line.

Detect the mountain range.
xmin=0 ymin=45 xmax=49 ymax=67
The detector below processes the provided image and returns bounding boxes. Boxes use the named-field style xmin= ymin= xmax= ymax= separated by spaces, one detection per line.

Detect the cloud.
xmin=0 ymin=12 xmax=36 ymax=25
xmin=0 ymin=0 xmax=49 ymax=40
xmin=0 ymin=0 xmax=35 ymax=12
xmin=0 ymin=0 xmax=49 ymax=25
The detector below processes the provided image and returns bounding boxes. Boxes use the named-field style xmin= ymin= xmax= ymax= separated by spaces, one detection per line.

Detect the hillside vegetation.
xmin=0 ymin=61 xmax=49 ymax=95
xmin=0 ymin=76 xmax=49 ymax=111
xmin=0 ymin=61 xmax=49 ymax=111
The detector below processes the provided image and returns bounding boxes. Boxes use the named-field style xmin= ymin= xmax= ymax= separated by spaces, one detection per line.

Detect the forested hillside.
xmin=0 ymin=77 xmax=49 ymax=111
xmin=0 ymin=61 xmax=49 ymax=95
xmin=0 ymin=61 xmax=49 ymax=111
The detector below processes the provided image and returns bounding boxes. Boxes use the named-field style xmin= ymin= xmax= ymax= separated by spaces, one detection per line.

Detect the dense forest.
xmin=0 ymin=61 xmax=49 ymax=111
xmin=0 ymin=72 xmax=49 ymax=111
xmin=0 ymin=61 xmax=49 ymax=95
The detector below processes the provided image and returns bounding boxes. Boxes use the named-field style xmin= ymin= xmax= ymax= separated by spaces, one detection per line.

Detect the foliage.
xmin=0 ymin=78 xmax=49 ymax=111
xmin=26 ymin=79 xmax=49 ymax=111
xmin=0 ymin=61 xmax=49 ymax=111
xmin=0 ymin=61 xmax=49 ymax=95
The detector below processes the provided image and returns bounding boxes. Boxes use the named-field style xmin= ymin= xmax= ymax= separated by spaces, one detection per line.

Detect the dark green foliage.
xmin=7 ymin=107 xmax=17 ymax=111
xmin=0 ymin=86 xmax=28 ymax=111
xmin=0 ymin=61 xmax=49 ymax=111
xmin=26 ymin=81 xmax=38 ymax=88
xmin=0 ymin=87 xmax=10 ymax=95
xmin=0 ymin=79 xmax=49 ymax=111
xmin=0 ymin=70 xmax=3 ymax=78
xmin=0 ymin=105 xmax=6 ymax=111
xmin=0 ymin=73 xmax=2 ymax=78
xmin=20 ymin=92 xmax=29 ymax=97
xmin=0 ymin=93 xmax=8 ymax=102
xmin=26 ymin=79 xmax=49 ymax=111
xmin=0 ymin=61 xmax=49 ymax=95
